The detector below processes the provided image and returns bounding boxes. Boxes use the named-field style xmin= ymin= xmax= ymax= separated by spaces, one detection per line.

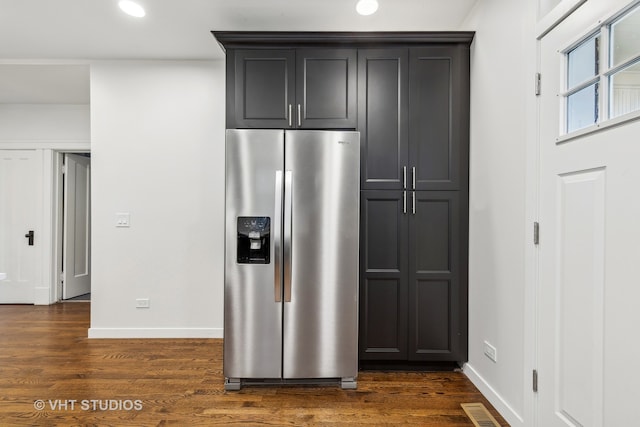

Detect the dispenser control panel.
xmin=237 ymin=216 xmax=270 ymax=264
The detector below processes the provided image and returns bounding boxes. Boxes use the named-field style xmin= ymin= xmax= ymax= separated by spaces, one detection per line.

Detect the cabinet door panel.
xmin=363 ymin=278 xmax=403 ymax=352
xmin=415 ymin=198 xmax=451 ymax=272
xmin=413 ymin=57 xmax=451 ymax=183
xmin=408 ymin=191 xmax=464 ymax=362
xmin=359 ymin=190 xmax=408 ymax=360
xmin=297 ymin=49 xmax=357 ymax=128
xmin=410 ymin=46 xmax=469 ymax=191
xmin=233 ymin=50 xmax=295 ymax=128
xmin=414 ymin=280 xmax=451 ymax=352
xmin=358 ymin=49 xmax=409 ymax=190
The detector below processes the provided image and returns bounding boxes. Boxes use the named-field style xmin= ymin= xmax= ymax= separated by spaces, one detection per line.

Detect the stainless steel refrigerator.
xmin=224 ymin=129 xmax=360 ymax=390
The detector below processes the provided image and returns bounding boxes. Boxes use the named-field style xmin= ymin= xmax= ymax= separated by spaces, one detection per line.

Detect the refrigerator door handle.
xmin=274 ymin=171 xmax=283 ymax=302
xmin=283 ymin=171 xmax=293 ymax=302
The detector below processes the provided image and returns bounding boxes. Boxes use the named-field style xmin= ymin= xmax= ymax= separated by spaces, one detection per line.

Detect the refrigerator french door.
xmin=224 ymin=129 xmax=360 ymax=390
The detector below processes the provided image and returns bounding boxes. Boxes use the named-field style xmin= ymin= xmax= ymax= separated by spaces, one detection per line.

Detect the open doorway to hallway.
xmin=56 ymin=152 xmax=91 ymax=302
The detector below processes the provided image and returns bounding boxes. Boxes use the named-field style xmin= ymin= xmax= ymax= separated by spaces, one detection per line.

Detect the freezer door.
xmin=224 ymin=129 xmax=284 ymax=379
xmin=283 ymin=130 xmax=360 ymax=379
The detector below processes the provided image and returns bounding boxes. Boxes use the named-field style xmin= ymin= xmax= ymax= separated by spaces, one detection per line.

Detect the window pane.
xmin=610 ymin=61 xmax=640 ymax=118
xmin=611 ymin=5 xmax=640 ymax=67
xmin=567 ymin=36 xmax=599 ymax=89
xmin=567 ymin=83 xmax=599 ymax=133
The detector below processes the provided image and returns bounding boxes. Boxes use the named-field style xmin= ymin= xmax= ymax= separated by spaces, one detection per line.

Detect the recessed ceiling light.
xmin=119 ymin=1 xmax=146 ymax=18
xmin=356 ymin=0 xmax=379 ymax=16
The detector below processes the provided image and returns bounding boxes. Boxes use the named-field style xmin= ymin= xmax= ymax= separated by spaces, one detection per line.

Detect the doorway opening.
xmin=55 ymin=152 xmax=91 ymax=302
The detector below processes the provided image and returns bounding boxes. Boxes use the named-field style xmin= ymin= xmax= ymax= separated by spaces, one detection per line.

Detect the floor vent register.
xmin=461 ymin=402 xmax=502 ymax=427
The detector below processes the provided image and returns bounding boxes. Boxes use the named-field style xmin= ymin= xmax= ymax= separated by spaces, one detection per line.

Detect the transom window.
xmin=563 ymin=2 xmax=640 ymax=134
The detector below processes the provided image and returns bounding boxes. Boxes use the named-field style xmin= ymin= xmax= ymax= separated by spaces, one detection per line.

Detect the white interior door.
xmin=0 ymin=150 xmax=42 ymax=304
xmin=62 ymin=153 xmax=91 ymax=299
xmin=538 ymin=2 xmax=640 ymax=426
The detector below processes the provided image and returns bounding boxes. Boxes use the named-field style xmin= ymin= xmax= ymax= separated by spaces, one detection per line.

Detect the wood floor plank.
xmin=0 ymin=303 xmax=509 ymax=426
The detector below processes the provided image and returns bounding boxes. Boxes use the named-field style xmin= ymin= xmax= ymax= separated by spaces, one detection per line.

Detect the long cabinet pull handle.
xmin=412 ymin=167 xmax=416 ymax=190
xmin=283 ymin=171 xmax=293 ymax=302
xmin=288 ymin=104 xmax=292 ymax=127
xmin=297 ymin=104 xmax=302 ymax=127
xmin=412 ymin=191 xmax=416 ymax=215
xmin=403 ymin=166 xmax=407 ymax=189
xmin=403 ymin=191 xmax=407 ymax=214
xmin=274 ymin=171 xmax=283 ymax=302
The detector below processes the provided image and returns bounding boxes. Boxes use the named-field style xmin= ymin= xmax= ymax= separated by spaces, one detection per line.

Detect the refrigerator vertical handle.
xmin=274 ymin=171 xmax=283 ymax=302
xmin=288 ymin=105 xmax=292 ymax=127
xmin=297 ymin=104 xmax=302 ymax=127
xmin=283 ymin=171 xmax=293 ymax=302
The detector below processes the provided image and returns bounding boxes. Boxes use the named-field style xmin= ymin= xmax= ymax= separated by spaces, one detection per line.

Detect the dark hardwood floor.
xmin=0 ymin=303 xmax=508 ymax=426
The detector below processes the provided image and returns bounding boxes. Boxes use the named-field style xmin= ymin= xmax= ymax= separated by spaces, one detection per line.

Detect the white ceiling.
xmin=0 ymin=0 xmax=478 ymax=104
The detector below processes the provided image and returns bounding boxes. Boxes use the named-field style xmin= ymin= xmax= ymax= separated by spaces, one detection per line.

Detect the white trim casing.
xmin=0 ymin=141 xmax=90 ymax=150
xmin=536 ymin=0 xmax=589 ymax=39
xmin=35 ymin=149 xmax=56 ymax=305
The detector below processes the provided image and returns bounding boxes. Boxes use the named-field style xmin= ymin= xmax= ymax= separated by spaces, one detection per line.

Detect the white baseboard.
xmin=88 ymin=327 xmax=223 ymax=339
xmin=463 ymin=363 xmax=525 ymax=427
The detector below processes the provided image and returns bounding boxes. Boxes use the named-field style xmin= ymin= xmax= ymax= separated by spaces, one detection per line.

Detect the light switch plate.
xmin=116 ymin=212 xmax=130 ymax=228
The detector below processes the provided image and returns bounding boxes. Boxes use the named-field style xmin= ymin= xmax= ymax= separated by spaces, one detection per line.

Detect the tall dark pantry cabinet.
xmin=213 ymin=32 xmax=473 ymax=370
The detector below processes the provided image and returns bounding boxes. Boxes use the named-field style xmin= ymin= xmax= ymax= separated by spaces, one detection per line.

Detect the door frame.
xmin=53 ymin=150 xmax=91 ymax=302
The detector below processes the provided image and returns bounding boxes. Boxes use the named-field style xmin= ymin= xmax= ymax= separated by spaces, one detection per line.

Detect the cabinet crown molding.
xmin=212 ymin=31 xmax=475 ymax=51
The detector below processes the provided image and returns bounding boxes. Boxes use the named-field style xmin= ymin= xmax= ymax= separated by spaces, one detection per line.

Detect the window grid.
xmin=562 ymin=1 xmax=640 ymax=134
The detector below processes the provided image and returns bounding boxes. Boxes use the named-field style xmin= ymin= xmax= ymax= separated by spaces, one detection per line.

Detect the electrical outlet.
xmin=136 ymin=298 xmax=150 ymax=308
xmin=484 ymin=341 xmax=497 ymax=363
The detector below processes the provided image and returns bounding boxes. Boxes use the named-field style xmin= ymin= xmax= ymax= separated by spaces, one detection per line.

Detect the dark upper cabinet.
xmin=358 ymin=49 xmax=409 ymax=190
xmin=359 ymin=45 xmax=469 ymax=191
xmin=226 ymin=48 xmax=357 ymax=129
xmin=409 ymin=45 xmax=470 ymax=191
xmin=296 ymin=49 xmax=357 ymax=129
xmin=230 ymin=49 xmax=295 ymax=129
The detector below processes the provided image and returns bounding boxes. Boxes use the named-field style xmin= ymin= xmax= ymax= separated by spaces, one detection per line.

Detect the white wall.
xmin=0 ymin=104 xmax=89 ymax=142
xmin=88 ymin=60 xmax=226 ymax=338
xmin=460 ymin=0 xmax=535 ymax=425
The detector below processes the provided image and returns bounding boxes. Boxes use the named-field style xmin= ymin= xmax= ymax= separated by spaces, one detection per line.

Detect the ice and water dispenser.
xmin=237 ymin=217 xmax=270 ymax=264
